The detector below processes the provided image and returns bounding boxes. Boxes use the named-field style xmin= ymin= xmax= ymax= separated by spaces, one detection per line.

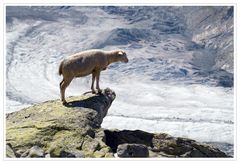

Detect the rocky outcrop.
xmin=6 ymin=88 xmax=116 ymax=158
xmin=6 ymin=88 xmax=229 ymax=158
xmin=104 ymin=129 xmax=229 ymax=158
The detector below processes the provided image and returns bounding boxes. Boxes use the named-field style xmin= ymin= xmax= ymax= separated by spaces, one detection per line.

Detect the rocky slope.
xmin=182 ymin=6 xmax=233 ymax=74
xmin=6 ymin=88 xmax=230 ymax=158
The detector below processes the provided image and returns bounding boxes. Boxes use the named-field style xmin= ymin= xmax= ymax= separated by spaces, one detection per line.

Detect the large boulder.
xmin=6 ymin=88 xmax=116 ymax=158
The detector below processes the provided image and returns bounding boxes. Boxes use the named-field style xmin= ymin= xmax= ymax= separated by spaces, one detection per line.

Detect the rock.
xmin=187 ymin=148 xmax=205 ymax=157
xmin=117 ymin=144 xmax=149 ymax=158
xmin=151 ymin=133 xmax=228 ymax=158
xmin=6 ymin=88 xmax=229 ymax=158
xmin=93 ymin=147 xmax=112 ymax=158
xmin=6 ymin=143 xmax=16 ymax=158
xmin=15 ymin=149 xmax=25 ymax=157
xmin=45 ymin=154 xmax=51 ymax=158
xmin=25 ymin=146 xmax=44 ymax=158
xmin=20 ymin=150 xmax=29 ymax=157
xmin=6 ymin=88 xmax=116 ymax=158
xmin=104 ymin=129 xmax=153 ymax=152
xmin=191 ymin=142 xmax=228 ymax=157
xmin=148 ymin=150 xmax=159 ymax=157
xmin=81 ymin=135 xmax=101 ymax=155
xmin=59 ymin=149 xmax=84 ymax=158
xmin=104 ymin=129 xmax=229 ymax=158
xmin=152 ymin=134 xmax=194 ymax=156
xmin=104 ymin=152 xmax=115 ymax=158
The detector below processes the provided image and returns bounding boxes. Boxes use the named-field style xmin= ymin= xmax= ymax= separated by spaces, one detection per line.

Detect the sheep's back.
xmin=61 ymin=50 xmax=108 ymax=77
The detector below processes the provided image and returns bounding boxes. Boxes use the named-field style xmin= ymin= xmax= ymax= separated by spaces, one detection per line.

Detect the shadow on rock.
xmin=64 ymin=88 xmax=116 ymax=118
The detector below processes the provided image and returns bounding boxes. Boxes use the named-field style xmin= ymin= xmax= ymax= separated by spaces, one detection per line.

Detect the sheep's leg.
xmin=60 ymin=79 xmax=64 ymax=88
xmin=60 ymin=79 xmax=64 ymax=101
xmin=60 ymin=77 xmax=73 ymax=104
xmin=91 ymin=72 xmax=96 ymax=94
xmin=95 ymin=71 xmax=102 ymax=93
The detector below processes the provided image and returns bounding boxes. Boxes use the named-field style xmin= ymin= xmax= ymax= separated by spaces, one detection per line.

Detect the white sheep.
xmin=59 ymin=49 xmax=128 ymax=103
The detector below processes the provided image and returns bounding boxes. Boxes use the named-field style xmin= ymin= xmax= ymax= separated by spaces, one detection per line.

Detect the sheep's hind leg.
xmin=60 ymin=79 xmax=65 ymax=102
xmin=95 ymin=71 xmax=102 ymax=94
xmin=60 ymin=79 xmax=64 ymax=87
xmin=91 ymin=72 xmax=96 ymax=94
xmin=60 ymin=78 xmax=73 ymax=104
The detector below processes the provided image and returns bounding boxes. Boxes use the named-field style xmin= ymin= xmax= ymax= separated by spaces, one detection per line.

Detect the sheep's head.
xmin=117 ymin=51 xmax=128 ymax=63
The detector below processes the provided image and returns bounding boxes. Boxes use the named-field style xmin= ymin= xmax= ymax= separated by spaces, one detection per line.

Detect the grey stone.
xmin=60 ymin=150 xmax=84 ymax=158
xmin=15 ymin=149 xmax=25 ymax=157
xmin=45 ymin=154 xmax=51 ymax=158
xmin=20 ymin=150 xmax=29 ymax=157
xmin=117 ymin=143 xmax=149 ymax=158
xmin=26 ymin=146 xmax=44 ymax=158
xmin=6 ymin=143 xmax=16 ymax=158
xmin=191 ymin=142 xmax=228 ymax=157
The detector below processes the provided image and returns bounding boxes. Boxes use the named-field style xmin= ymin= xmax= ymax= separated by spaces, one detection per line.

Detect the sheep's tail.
xmin=58 ymin=61 xmax=64 ymax=75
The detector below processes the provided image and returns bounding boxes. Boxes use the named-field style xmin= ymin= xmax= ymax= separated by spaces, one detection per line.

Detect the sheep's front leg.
xmin=95 ymin=71 xmax=102 ymax=93
xmin=60 ymin=77 xmax=73 ymax=104
xmin=91 ymin=72 xmax=96 ymax=94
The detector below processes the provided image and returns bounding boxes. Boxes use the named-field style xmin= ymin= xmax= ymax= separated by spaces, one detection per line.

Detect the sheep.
xmin=58 ymin=49 xmax=128 ymax=104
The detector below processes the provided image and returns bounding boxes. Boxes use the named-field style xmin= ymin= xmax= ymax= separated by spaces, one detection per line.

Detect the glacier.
xmin=5 ymin=6 xmax=234 ymax=156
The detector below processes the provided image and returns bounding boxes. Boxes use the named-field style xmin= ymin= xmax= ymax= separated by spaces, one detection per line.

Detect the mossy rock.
xmin=6 ymin=89 xmax=116 ymax=158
